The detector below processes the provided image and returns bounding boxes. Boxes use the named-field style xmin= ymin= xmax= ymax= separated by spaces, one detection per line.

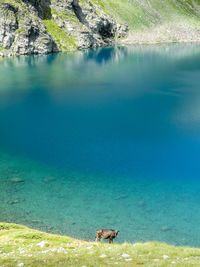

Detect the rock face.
xmin=0 ymin=0 xmax=128 ymax=57
xmin=0 ymin=2 xmax=53 ymax=56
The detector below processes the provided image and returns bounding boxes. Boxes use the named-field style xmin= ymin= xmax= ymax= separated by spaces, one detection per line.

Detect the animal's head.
xmin=114 ymin=230 xmax=119 ymax=237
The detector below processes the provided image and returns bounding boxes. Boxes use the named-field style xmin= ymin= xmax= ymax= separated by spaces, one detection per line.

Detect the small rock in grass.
xmin=87 ymin=246 xmax=94 ymax=249
xmin=163 ymin=255 xmax=169 ymax=259
xmin=99 ymin=254 xmax=107 ymax=258
xmin=10 ymin=177 xmax=24 ymax=183
xmin=122 ymin=253 xmax=130 ymax=258
xmin=41 ymin=250 xmax=49 ymax=254
xmin=125 ymin=258 xmax=132 ymax=262
xmin=36 ymin=241 xmax=47 ymax=248
xmin=171 ymin=261 xmax=176 ymax=264
xmin=57 ymin=247 xmax=65 ymax=253
xmin=17 ymin=263 xmax=24 ymax=267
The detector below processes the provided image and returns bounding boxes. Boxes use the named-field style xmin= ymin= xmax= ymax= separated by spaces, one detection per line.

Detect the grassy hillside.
xmin=95 ymin=0 xmax=200 ymax=43
xmin=1 ymin=223 xmax=200 ymax=266
xmin=98 ymin=0 xmax=200 ymax=29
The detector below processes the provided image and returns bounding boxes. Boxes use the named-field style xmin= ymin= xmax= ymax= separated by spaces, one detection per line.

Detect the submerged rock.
xmin=8 ymin=199 xmax=20 ymax=205
xmin=114 ymin=194 xmax=128 ymax=200
xmin=10 ymin=177 xmax=24 ymax=183
xmin=161 ymin=226 xmax=172 ymax=232
xmin=43 ymin=177 xmax=56 ymax=183
xmin=138 ymin=201 xmax=146 ymax=207
xmin=32 ymin=220 xmax=41 ymax=223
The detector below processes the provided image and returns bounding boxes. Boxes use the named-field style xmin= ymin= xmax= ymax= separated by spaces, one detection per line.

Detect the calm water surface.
xmin=1 ymin=44 xmax=200 ymax=246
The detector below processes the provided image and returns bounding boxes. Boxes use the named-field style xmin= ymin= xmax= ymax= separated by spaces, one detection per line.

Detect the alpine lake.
xmin=1 ymin=43 xmax=200 ymax=247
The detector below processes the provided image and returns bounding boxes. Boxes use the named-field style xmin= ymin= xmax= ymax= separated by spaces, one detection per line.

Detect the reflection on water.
xmin=1 ymin=44 xmax=200 ymax=246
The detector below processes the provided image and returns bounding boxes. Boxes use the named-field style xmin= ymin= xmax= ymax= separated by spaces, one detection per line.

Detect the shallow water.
xmin=1 ymin=44 xmax=200 ymax=246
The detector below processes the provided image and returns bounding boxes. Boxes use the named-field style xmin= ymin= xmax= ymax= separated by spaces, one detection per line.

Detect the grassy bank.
xmin=1 ymin=223 xmax=200 ymax=266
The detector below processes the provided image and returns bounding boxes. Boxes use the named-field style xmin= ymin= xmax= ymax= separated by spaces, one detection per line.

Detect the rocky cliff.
xmin=0 ymin=0 xmax=127 ymax=57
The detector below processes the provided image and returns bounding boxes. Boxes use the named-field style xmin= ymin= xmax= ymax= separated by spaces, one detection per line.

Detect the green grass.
xmin=92 ymin=0 xmax=200 ymax=30
xmin=43 ymin=20 xmax=77 ymax=51
xmin=1 ymin=223 xmax=200 ymax=266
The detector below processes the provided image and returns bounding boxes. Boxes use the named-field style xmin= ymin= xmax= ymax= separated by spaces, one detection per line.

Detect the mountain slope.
xmin=0 ymin=0 xmax=200 ymax=56
xmin=99 ymin=0 xmax=200 ymax=43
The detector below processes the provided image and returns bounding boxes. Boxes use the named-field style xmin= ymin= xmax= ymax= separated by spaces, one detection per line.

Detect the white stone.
xmin=87 ymin=246 xmax=94 ymax=249
xmin=125 ymin=258 xmax=132 ymax=262
xmin=122 ymin=253 xmax=130 ymax=258
xmin=17 ymin=263 xmax=24 ymax=267
xmin=41 ymin=250 xmax=49 ymax=254
xmin=99 ymin=254 xmax=107 ymax=258
xmin=57 ymin=247 xmax=65 ymax=253
xmin=163 ymin=255 xmax=169 ymax=259
xmin=36 ymin=241 xmax=47 ymax=248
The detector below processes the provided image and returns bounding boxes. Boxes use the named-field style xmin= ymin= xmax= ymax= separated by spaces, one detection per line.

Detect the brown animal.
xmin=95 ymin=229 xmax=119 ymax=244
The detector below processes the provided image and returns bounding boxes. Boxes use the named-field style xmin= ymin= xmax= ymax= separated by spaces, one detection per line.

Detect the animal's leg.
xmin=96 ymin=234 xmax=101 ymax=242
xmin=109 ymin=237 xmax=113 ymax=244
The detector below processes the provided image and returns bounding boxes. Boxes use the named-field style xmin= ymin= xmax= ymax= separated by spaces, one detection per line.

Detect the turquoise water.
xmin=1 ymin=44 xmax=200 ymax=246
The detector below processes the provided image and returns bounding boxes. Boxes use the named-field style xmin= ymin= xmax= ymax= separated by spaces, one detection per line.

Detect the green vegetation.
xmin=0 ymin=46 xmax=6 ymax=51
xmin=1 ymin=223 xmax=200 ymax=266
xmin=94 ymin=0 xmax=200 ymax=29
xmin=43 ymin=20 xmax=77 ymax=51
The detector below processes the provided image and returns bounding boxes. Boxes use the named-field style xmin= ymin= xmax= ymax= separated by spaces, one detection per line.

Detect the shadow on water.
xmin=1 ymin=43 xmax=200 ymax=246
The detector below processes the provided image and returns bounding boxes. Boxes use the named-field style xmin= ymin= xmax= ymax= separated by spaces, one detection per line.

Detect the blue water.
xmin=1 ymin=44 xmax=200 ymax=246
